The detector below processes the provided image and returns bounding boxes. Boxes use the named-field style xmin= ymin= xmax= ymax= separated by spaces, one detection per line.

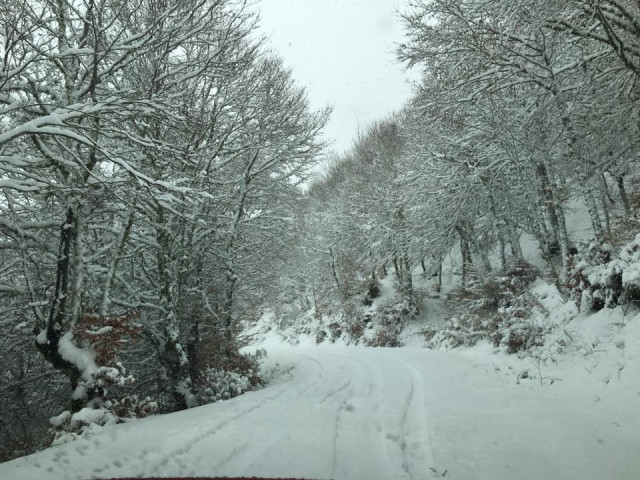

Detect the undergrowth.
xmin=428 ymin=261 xmax=546 ymax=353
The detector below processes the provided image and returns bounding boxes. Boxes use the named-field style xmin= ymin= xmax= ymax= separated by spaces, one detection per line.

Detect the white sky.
xmin=257 ymin=0 xmax=418 ymax=156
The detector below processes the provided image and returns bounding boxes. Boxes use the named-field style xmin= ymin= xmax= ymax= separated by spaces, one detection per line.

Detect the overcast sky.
xmin=257 ymin=0 xmax=418 ymax=156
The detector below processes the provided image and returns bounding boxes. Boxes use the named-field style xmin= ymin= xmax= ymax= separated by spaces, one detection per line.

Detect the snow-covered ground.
xmin=2 ymin=329 xmax=639 ymax=480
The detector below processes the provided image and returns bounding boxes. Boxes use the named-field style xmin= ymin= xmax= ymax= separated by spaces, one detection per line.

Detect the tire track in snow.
xmin=231 ymin=354 xmax=358 ymax=478
xmin=361 ymin=353 xmax=438 ymax=480
xmin=395 ymin=358 xmax=438 ymax=479
xmin=399 ymin=370 xmax=416 ymax=476
xmin=143 ymin=354 xmax=327 ymax=477
xmin=213 ymin=351 xmax=378 ymax=480
xmin=109 ymin=350 xmax=436 ymax=479
xmin=164 ymin=351 xmax=438 ymax=480
xmin=331 ymin=353 xmax=399 ymax=480
xmin=184 ymin=352 xmax=355 ymax=477
xmin=331 ymin=400 xmax=346 ymax=480
xmin=319 ymin=376 xmax=353 ymax=404
xmin=361 ymin=353 xmax=401 ymax=477
xmin=376 ymin=357 xmax=416 ymax=479
xmin=329 ymin=355 xmax=375 ymax=479
xmin=217 ymin=376 xmax=354 ymax=476
xmin=145 ymin=384 xmax=292 ymax=476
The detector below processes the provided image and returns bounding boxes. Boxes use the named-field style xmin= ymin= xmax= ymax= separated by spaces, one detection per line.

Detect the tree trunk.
xmin=403 ymin=254 xmax=413 ymax=295
xmin=555 ymin=201 xmax=571 ymax=265
xmin=583 ymin=186 xmax=605 ymax=241
xmin=600 ymin=188 xmax=611 ymax=237
xmin=457 ymin=227 xmax=474 ymax=289
xmin=329 ymin=247 xmax=342 ymax=293
xmin=35 ymin=207 xmax=85 ymax=412
xmin=187 ymin=320 xmax=201 ymax=386
xmin=536 ymin=162 xmax=561 ymax=252
xmin=618 ymin=175 xmax=631 ymax=215
xmin=155 ymin=206 xmax=194 ymax=411
xmin=162 ymin=315 xmax=195 ymax=411
xmin=393 ymin=256 xmax=400 ymax=279
xmin=100 ymin=211 xmax=135 ymax=316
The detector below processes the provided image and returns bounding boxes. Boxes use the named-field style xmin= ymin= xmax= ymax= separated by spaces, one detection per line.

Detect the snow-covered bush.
xmin=363 ymin=278 xmax=381 ymax=306
xmin=427 ymin=314 xmax=485 ymax=349
xmin=312 ymin=297 xmax=368 ymax=345
xmin=430 ymin=261 xmax=544 ymax=352
xmin=56 ymin=312 xmax=142 ymax=409
xmin=620 ymin=235 xmax=640 ymax=304
xmin=102 ymin=395 xmax=158 ymax=420
xmin=496 ymin=318 xmax=545 ymax=354
xmin=364 ymin=295 xmax=417 ymax=347
xmin=315 ymin=328 xmax=328 ymax=344
xmin=49 ymin=395 xmax=157 ymax=445
xmin=304 ymin=277 xmax=418 ymax=347
xmin=0 ymin=311 xmax=151 ymax=460
xmin=567 ymin=235 xmax=640 ymax=311
xmin=345 ymin=317 xmax=366 ymax=342
xmin=49 ymin=408 xmax=117 ymax=445
xmin=326 ymin=321 xmax=343 ymax=342
xmin=189 ymin=332 xmax=263 ymax=405
xmin=195 ymin=368 xmax=253 ymax=404
xmin=40 ymin=312 xmax=154 ymax=445
xmin=341 ymin=300 xmax=366 ymax=341
xmin=364 ymin=322 xmax=403 ymax=347
xmin=0 ymin=319 xmax=70 ymax=462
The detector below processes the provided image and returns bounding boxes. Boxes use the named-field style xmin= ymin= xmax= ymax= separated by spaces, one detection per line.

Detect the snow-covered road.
xmin=2 ymin=345 xmax=639 ymax=480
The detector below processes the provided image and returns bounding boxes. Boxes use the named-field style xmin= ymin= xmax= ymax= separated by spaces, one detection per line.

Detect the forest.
xmin=1 ymin=0 xmax=640 ymax=466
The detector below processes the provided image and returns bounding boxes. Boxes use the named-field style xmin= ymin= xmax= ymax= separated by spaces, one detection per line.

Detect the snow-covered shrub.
xmin=313 ymin=298 xmax=368 ymax=345
xmin=62 ymin=312 xmax=142 ymax=408
xmin=341 ymin=299 xmax=366 ymax=342
xmin=365 ymin=324 xmax=403 ymax=347
xmin=345 ymin=317 xmax=365 ymax=341
xmin=363 ymin=278 xmax=381 ymax=306
xmin=364 ymin=296 xmax=417 ymax=347
xmin=619 ymin=234 xmax=640 ymax=305
xmin=189 ymin=332 xmax=262 ymax=405
xmin=418 ymin=322 xmax=438 ymax=343
xmin=496 ymin=317 xmax=545 ymax=354
xmin=315 ymin=328 xmax=328 ymax=344
xmin=430 ymin=261 xmax=544 ymax=352
xmin=327 ymin=321 xmax=343 ymax=342
xmin=0 ymin=311 xmax=149 ymax=459
xmin=566 ymin=241 xmax=619 ymax=311
xmin=43 ymin=312 xmax=150 ymax=445
xmin=49 ymin=408 xmax=115 ymax=445
xmin=102 ymin=395 xmax=158 ymax=420
xmin=196 ymin=368 xmax=253 ymax=404
xmin=567 ymin=235 xmax=640 ymax=311
xmin=49 ymin=394 xmax=157 ymax=445
xmin=73 ymin=312 xmax=142 ymax=366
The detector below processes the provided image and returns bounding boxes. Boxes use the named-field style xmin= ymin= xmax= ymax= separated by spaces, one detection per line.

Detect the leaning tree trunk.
xmin=34 ymin=206 xmax=88 ymax=412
